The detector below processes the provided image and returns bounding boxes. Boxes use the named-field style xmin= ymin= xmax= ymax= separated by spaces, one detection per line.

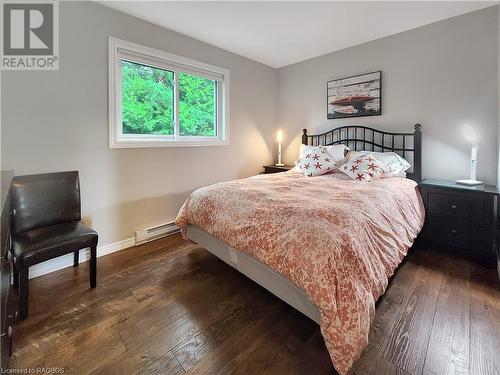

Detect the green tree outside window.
xmin=121 ymin=60 xmax=216 ymax=137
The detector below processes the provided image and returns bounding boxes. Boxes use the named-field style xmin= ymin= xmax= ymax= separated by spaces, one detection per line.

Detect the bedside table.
xmin=419 ymin=179 xmax=498 ymax=270
xmin=263 ymin=165 xmax=294 ymax=174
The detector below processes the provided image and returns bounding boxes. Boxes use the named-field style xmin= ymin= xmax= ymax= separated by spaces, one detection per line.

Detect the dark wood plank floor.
xmin=8 ymin=235 xmax=500 ymax=375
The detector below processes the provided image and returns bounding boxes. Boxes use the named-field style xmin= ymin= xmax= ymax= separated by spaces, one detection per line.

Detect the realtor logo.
xmin=1 ymin=1 xmax=59 ymax=70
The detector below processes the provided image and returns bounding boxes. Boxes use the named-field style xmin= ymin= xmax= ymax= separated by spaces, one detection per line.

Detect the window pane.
xmin=121 ymin=60 xmax=174 ymax=135
xmin=179 ymin=73 xmax=216 ymax=136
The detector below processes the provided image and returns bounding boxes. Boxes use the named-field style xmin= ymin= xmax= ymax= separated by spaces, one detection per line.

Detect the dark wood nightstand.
xmin=420 ymin=179 xmax=498 ymax=271
xmin=263 ymin=165 xmax=294 ymax=174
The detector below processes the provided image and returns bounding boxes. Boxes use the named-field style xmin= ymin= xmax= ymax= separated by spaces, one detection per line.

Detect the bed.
xmin=176 ymin=124 xmax=424 ymax=374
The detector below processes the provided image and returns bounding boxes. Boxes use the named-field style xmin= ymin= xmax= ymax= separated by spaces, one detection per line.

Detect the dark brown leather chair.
xmin=10 ymin=171 xmax=98 ymax=320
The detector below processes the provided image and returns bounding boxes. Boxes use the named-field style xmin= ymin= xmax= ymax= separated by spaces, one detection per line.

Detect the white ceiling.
xmin=99 ymin=1 xmax=498 ymax=68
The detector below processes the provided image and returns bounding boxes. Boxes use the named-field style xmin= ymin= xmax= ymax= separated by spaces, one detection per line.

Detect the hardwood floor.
xmin=8 ymin=235 xmax=500 ymax=375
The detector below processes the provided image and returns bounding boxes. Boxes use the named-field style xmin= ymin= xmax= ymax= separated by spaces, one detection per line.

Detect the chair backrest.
xmin=11 ymin=171 xmax=81 ymax=235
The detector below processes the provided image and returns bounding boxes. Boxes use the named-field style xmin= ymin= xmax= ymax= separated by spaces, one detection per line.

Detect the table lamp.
xmin=456 ymin=124 xmax=483 ymax=186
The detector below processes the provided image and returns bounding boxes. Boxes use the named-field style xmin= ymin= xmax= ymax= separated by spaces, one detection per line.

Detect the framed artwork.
xmin=327 ymin=71 xmax=381 ymax=119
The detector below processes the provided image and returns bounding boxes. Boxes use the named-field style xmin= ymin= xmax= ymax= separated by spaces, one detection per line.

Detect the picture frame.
xmin=327 ymin=71 xmax=382 ymax=119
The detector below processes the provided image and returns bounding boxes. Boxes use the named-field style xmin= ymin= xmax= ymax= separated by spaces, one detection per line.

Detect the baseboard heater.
xmin=134 ymin=221 xmax=180 ymax=245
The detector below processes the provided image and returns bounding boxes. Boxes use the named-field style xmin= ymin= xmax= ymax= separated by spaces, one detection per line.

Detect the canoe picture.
xmin=330 ymin=95 xmax=374 ymax=105
xmin=327 ymin=71 xmax=381 ymax=119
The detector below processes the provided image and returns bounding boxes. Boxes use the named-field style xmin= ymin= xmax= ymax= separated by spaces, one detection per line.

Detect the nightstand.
xmin=419 ymin=179 xmax=498 ymax=270
xmin=263 ymin=165 xmax=294 ymax=174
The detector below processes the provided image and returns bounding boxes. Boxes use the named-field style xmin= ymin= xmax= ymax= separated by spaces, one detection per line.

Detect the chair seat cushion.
xmin=12 ymin=221 xmax=98 ymax=268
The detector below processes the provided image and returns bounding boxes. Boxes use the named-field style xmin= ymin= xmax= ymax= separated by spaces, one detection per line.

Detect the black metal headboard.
xmin=302 ymin=123 xmax=422 ymax=182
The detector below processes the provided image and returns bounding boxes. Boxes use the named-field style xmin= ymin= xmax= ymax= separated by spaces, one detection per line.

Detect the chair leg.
xmin=12 ymin=265 xmax=19 ymax=290
xmin=73 ymin=250 xmax=79 ymax=267
xmin=19 ymin=268 xmax=29 ymax=320
xmin=89 ymin=245 xmax=97 ymax=288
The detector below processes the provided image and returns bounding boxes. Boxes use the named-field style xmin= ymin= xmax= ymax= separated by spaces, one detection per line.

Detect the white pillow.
xmin=347 ymin=151 xmax=410 ymax=177
xmin=340 ymin=155 xmax=391 ymax=181
xmin=298 ymin=146 xmax=338 ymax=177
xmin=299 ymin=144 xmax=349 ymax=165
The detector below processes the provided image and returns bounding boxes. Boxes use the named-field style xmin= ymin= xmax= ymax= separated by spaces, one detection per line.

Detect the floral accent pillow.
xmin=299 ymin=146 xmax=338 ymax=177
xmin=300 ymin=144 xmax=349 ymax=164
xmin=340 ymin=155 xmax=391 ymax=181
xmin=346 ymin=151 xmax=410 ymax=177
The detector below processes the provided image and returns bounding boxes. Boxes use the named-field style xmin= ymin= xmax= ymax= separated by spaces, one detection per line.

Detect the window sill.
xmin=109 ymin=138 xmax=229 ymax=148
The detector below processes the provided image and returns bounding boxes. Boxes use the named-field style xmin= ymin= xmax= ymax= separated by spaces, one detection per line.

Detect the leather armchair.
xmin=10 ymin=171 xmax=98 ymax=320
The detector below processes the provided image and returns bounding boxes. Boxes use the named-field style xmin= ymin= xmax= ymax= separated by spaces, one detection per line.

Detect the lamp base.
xmin=275 ymin=163 xmax=285 ymax=167
xmin=456 ymin=179 xmax=484 ymax=186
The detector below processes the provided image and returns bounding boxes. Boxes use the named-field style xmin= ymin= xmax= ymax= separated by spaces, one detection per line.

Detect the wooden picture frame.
xmin=327 ymin=71 xmax=382 ymax=119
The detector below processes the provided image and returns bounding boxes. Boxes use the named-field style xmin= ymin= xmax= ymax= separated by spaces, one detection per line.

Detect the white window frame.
xmin=109 ymin=37 xmax=230 ymax=148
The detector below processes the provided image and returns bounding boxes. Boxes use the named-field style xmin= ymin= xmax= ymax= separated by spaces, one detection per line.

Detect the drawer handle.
xmin=8 ymin=209 xmax=16 ymax=216
xmin=450 ymin=229 xmax=457 ymax=234
xmin=451 ymin=205 xmax=457 ymax=209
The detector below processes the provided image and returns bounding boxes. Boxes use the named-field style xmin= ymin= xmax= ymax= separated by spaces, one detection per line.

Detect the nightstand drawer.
xmin=427 ymin=216 xmax=490 ymax=254
xmin=428 ymin=192 xmax=486 ymax=222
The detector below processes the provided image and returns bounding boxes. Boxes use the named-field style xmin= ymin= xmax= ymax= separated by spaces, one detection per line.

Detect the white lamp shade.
xmin=276 ymin=130 xmax=283 ymax=143
xmin=462 ymin=124 xmax=477 ymax=144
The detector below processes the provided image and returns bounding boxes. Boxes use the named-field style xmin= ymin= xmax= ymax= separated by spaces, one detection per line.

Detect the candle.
xmin=276 ymin=130 xmax=284 ymax=166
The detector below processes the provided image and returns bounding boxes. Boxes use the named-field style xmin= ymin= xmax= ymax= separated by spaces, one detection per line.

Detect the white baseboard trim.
xmin=28 ymin=237 xmax=135 ymax=279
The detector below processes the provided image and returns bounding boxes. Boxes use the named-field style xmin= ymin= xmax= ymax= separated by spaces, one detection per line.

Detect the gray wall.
xmin=1 ymin=1 xmax=278 ymax=245
xmin=278 ymin=7 xmax=499 ymax=185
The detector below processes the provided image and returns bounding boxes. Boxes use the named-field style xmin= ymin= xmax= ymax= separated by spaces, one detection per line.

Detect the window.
xmin=109 ymin=37 xmax=229 ymax=148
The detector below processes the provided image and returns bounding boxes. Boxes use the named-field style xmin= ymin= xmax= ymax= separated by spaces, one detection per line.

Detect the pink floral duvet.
xmin=176 ymin=171 xmax=425 ymax=374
